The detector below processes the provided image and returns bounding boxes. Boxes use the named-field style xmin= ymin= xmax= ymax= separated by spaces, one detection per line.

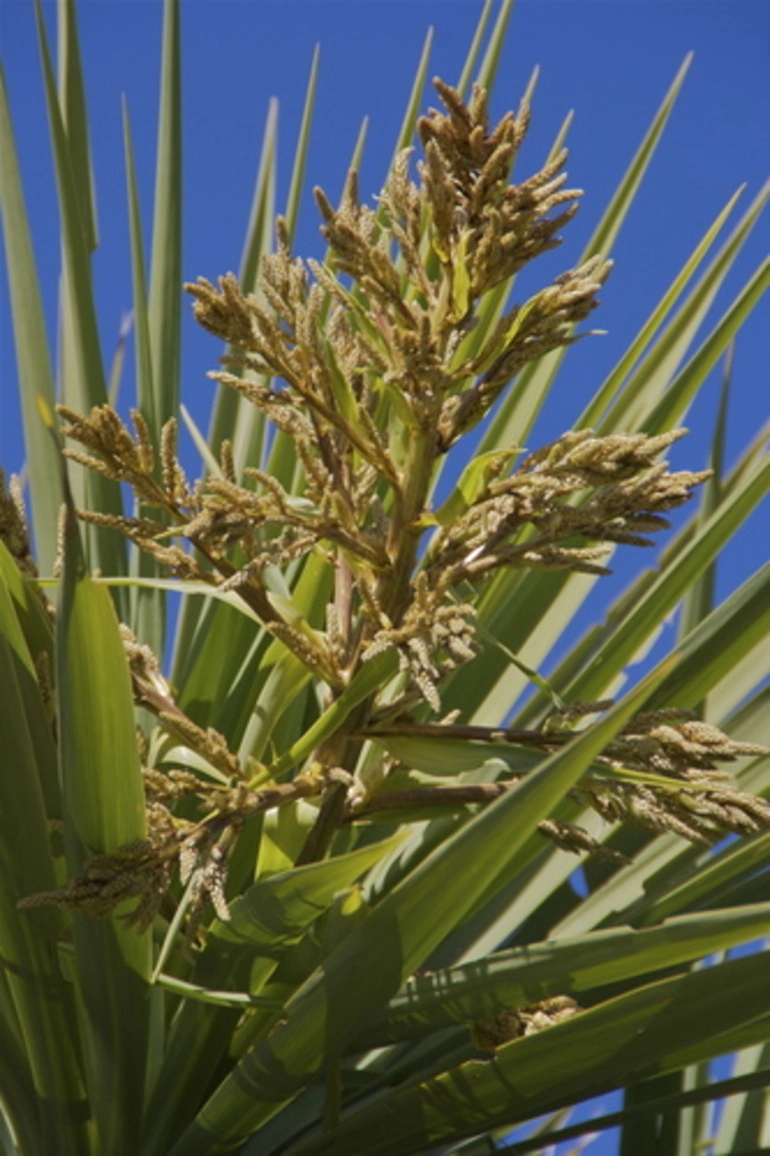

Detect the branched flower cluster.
xmin=426 ymin=428 xmax=710 ymax=584
xmin=30 ymin=78 xmax=766 ymax=934
xmin=18 ymin=837 xmax=176 ymax=932
xmin=363 ymin=707 xmax=769 ymax=855
xmin=0 ymin=469 xmax=39 ymax=578
xmin=583 ymin=708 xmax=770 ymax=845
xmin=60 ymin=81 xmax=619 ymax=719
xmin=470 ymin=996 xmax=581 ymax=1052
xmin=22 ymin=756 xmax=330 ymax=931
xmin=58 ymin=407 xmax=342 ymax=682
xmin=549 ymin=703 xmax=769 ymax=848
xmin=418 ymin=80 xmax=573 ymax=295
xmin=362 ymin=575 xmax=478 ymax=711
xmin=121 ymin=624 xmax=243 ymax=780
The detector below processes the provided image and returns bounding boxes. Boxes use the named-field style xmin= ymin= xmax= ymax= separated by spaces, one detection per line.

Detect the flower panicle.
xmin=41 ymin=75 xmax=763 ymax=922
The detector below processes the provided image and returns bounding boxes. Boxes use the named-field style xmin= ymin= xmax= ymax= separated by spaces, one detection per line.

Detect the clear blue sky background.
xmin=0 ymin=3 xmax=768 ymax=1151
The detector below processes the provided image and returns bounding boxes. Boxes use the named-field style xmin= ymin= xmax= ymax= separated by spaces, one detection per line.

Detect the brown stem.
xmin=294 ymin=782 xmax=350 ymax=866
xmin=363 ymin=721 xmax=569 ymax=749
xmin=335 ymin=554 xmax=354 ymax=661
xmin=189 ymin=536 xmax=343 ymax=686
xmin=293 ymin=702 xmax=371 ymax=864
xmin=344 ymin=780 xmax=516 ymax=822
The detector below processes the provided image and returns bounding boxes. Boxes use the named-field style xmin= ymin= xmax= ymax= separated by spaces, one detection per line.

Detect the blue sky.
xmin=0 ymin=5 xmax=767 ymax=1148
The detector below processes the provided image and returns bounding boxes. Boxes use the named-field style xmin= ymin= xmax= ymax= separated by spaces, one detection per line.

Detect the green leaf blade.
xmin=0 ymin=67 xmax=63 ymax=572
xmin=57 ymin=509 xmax=151 ymax=1153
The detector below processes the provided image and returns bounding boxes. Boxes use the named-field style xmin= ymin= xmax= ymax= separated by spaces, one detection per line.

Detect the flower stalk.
xmin=27 ymin=77 xmax=767 ymax=928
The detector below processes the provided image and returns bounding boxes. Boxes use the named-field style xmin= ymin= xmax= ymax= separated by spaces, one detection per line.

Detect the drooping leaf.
xmin=357 ymin=902 xmax=770 ymax=1046
xmin=291 ymin=951 xmax=770 ymax=1156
